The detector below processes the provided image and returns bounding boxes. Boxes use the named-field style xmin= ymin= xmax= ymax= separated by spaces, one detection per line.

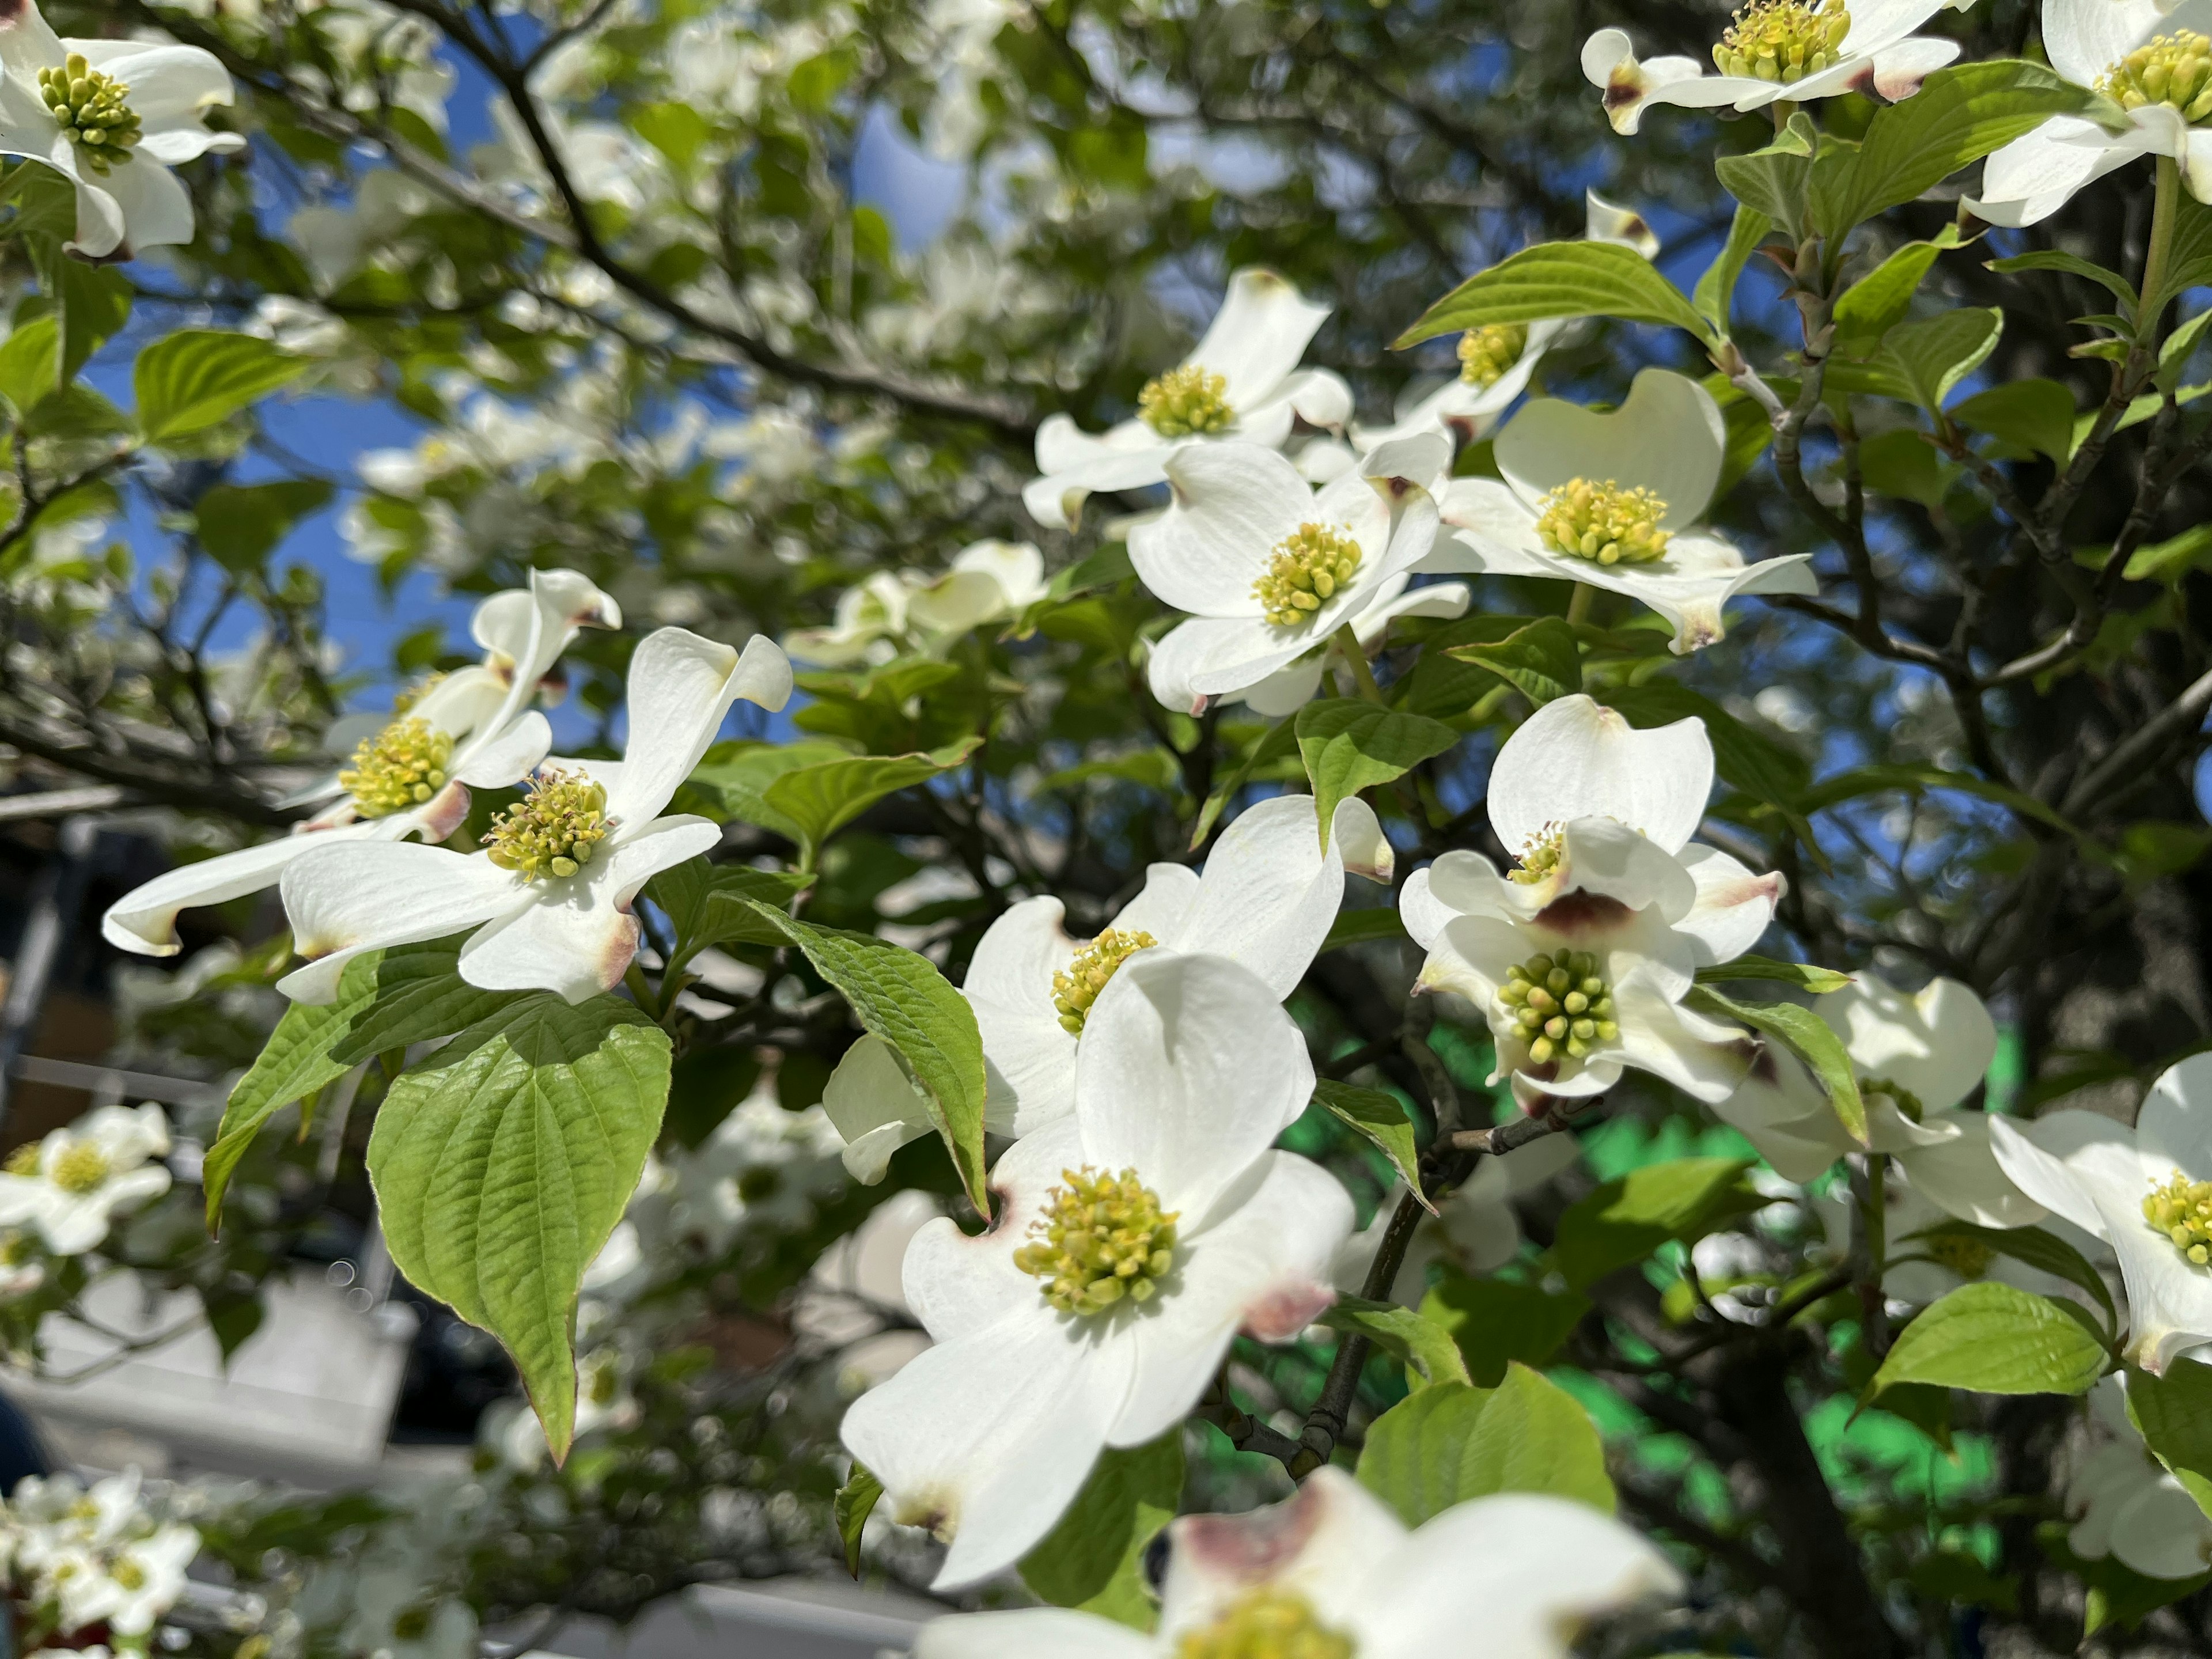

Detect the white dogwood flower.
xmin=1969 ymin=0 xmax=2212 ymax=227
xmin=1351 ymin=191 xmax=1663 ymax=453
xmin=1713 ymin=974 xmax=2043 ymax=1230
xmin=912 ymin=1468 xmax=1679 ymax=1657
xmin=840 ymin=952 xmax=1350 ymax=1588
xmin=1991 ymin=1052 xmax=2212 ymax=1372
xmin=823 ymin=793 xmax=1391 ymax=1179
xmin=786 ymin=541 xmax=1047 ymax=667
xmin=1425 ymin=369 xmax=1817 ymax=654
xmin=1581 ymin=0 xmax=1974 ymax=137
xmin=1134 ymin=434 xmax=1447 ymax=714
xmin=1209 ymin=576 xmax=1472 ymax=717
xmin=275 ymin=627 xmax=791 ymax=1006
xmin=2065 ymin=1375 xmax=2212 ymax=1580
xmin=1335 ymin=1137 xmax=1581 ymax=1302
xmin=103 ymin=569 xmax=619 ymax=957
xmin=1024 ymin=270 xmax=1354 ymax=532
xmin=0 ymin=1 xmax=245 ymax=259
xmin=0 ymin=1103 xmax=171 ymax=1256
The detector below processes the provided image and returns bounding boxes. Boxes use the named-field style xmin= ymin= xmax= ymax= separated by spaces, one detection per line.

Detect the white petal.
xmin=1074 ymin=952 xmax=1315 ymax=1229
xmin=2135 ymin=1053 xmax=2212 ymax=1179
xmin=1168 ymin=792 xmax=1363 ymax=994
xmin=1496 ymin=369 xmax=1725 ymax=527
xmin=1229 ymin=650 xmax=1329 ymax=717
xmin=965 ymin=897 xmax=1081 ymax=1135
xmin=1867 ymin=35 xmax=1962 ymax=100
xmin=608 ymin=628 xmax=787 ymax=825
xmin=1023 ymin=442 xmax=1178 ymax=533
xmin=1970 ymin=119 xmax=2140 ymax=228
xmin=839 ymin=1308 xmax=1132 ymax=1589
xmin=2043 ymin=0 xmax=2169 ymax=85
xmin=906 ymin=1119 xmax=1082 ymax=1340
xmin=1988 ymin=1112 xmax=2136 ymax=1241
xmin=1708 ymin=1047 xmax=1852 ymax=1183
xmin=1428 ymin=478 xmax=1551 ymax=571
xmin=1158 ymin=1467 xmax=1407 ymax=1642
xmin=822 ymin=1036 xmax=934 ymax=1183
xmin=1188 ymin=268 xmax=1332 ymax=409
xmin=1584 ymin=191 xmax=1660 ymax=258
xmin=914 ymin=1611 xmax=1152 ymax=1659
xmin=1136 ymin=442 xmax=1310 ymax=616
xmin=0 ymin=3 xmax=65 ymax=71
xmin=1675 ymin=843 xmax=1785 ymax=965
xmin=1580 ymin=29 xmax=1774 ymax=133
xmin=1542 ymin=817 xmax=1701 ymax=922
xmin=2085 ymin=1177 xmax=2212 ymax=1374
xmin=1350 ymin=1493 xmax=1681 ymax=1656
xmin=103 ymin=825 xmax=378 ymax=955
xmin=276 ymin=843 xmax=520 ymax=1003
xmin=453 ymin=711 xmax=552 ymax=787
xmin=86 ymin=44 xmax=233 ymax=125
xmin=1816 ymin=973 xmax=1995 ymax=1113
xmin=1491 ymin=694 xmax=1713 ymax=856
xmin=1112 ymin=1150 xmax=1351 ymax=1445
xmin=1115 ymin=862 xmax=1203 ymax=938
xmin=1150 ymin=615 xmax=1319 ymax=710
xmin=1610 ymin=980 xmax=1758 ymax=1105
xmin=2109 ymin=1477 xmax=2212 ymax=1579
xmin=1896 ymin=1114 xmax=2047 ymax=1228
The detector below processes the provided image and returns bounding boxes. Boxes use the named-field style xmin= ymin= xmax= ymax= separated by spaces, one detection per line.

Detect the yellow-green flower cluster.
xmin=1509 ymin=825 xmax=1565 ymax=887
xmin=38 ymin=54 xmax=143 ymax=176
xmin=1498 ymin=949 xmax=1618 ymax=1065
xmin=1457 ymin=323 xmax=1529 ymax=389
xmin=1052 ymin=929 xmax=1159 ymax=1035
xmin=1253 ymin=523 xmax=1363 ymax=626
xmin=2145 ymin=1170 xmax=2212 ymax=1266
xmin=1139 ymin=365 xmax=1236 ymax=437
xmin=1012 ymin=1166 xmax=1179 ymax=1315
xmin=1712 ymin=0 xmax=1852 ymax=84
xmin=483 ymin=768 xmax=613 ymax=881
xmin=340 ymin=716 xmax=454 ymax=817
xmin=1176 ymin=1589 xmax=1357 ymax=1659
xmin=47 ymin=1142 xmax=111 ymax=1196
xmin=2100 ymin=32 xmax=2212 ymax=122
xmin=1534 ymin=479 xmax=1673 ymax=566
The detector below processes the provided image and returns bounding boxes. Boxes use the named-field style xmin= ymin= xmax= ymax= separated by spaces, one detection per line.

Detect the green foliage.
xmin=760 ymin=737 xmax=983 ymax=861
xmin=1685 ymin=986 xmax=1867 ymax=1143
xmin=1296 ymin=699 xmax=1458 ymax=846
xmin=1317 ymin=1296 xmax=1471 ymax=1387
xmin=1552 ymin=1158 xmax=1768 ymax=1290
xmin=1868 ymin=1283 xmax=2111 ymax=1402
xmin=1018 ymin=1435 xmax=1183 ymax=1628
xmin=1312 ymin=1081 xmax=1427 ymax=1210
xmin=1396 ymin=241 xmax=1713 ymax=349
xmin=834 ymin=1464 xmax=882 ymax=1578
xmin=369 ymin=996 xmax=673 ymax=1461
xmin=1356 ymin=1368 xmax=1614 ymax=1524
xmin=1444 ymin=616 xmax=1581 ymax=705
xmin=134 ymin=331 xmax=309 ymax=443
xmin=1420 ymin=1275 xmax=1590 ymax=1387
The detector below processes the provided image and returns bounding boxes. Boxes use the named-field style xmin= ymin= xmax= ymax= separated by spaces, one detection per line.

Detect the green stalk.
xmin=1333 ymin=622 xmax=1385 ymax=703
xmin=2141 ymin=154 xmax=2181 ymax=339
xmin=1566 ymin=582 xmax=1594 ymax=627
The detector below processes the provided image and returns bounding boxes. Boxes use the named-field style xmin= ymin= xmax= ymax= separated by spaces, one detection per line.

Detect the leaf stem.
xmin=1333 ymin=622 xmax=1385 ymax=704
xmin=1566 ymin=582 xmax=1594 ymax=627
xmin=2141 ymin=153 xmax=2181 ymax=335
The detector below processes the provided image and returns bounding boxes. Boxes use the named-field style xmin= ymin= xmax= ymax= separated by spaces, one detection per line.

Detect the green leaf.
xmin=325 ymin=939 xmax=526 ymax=1067
xmin=0 ymin=314 xmax=59 ymax=418
xmin=1356 ymin=1368 xmax=1614 ymax=1525
xmin=1313 ymin=1080 xmax=1429 ymax=1212
xmin=1396 ymin=241 xmax=1714 ymax=350
xmin=1420 ymin=1273 xmax=1591 ymax=1387
xmin=204 ymin=952 xmax=386 ymax=1229
xmin=1316 ymin=1296 xmax=1471 ymax=1387
xmin=1294 ymin=699 xmax=1458 ymax=849
xmin=1444 ymin=616 xmax=1581 ymax=706
xmin=1831 ymin=230 xmax=1960 ymax=358
xmin=1685 ymin=985 xmax=1868 ymax=1144
xmin=1797 ymin=761 xmax=2084 ymax=839
xmin=1320 ymin=906 xmax=1407 ymax=953
xmin=1552 ymin=1157 xmax=1767 ymax=1291
xmin=1953 ymin=379 xmax=2078 ymax=465
xmin=1903 ymin=1219 xmax=2116 ymax=1334
xmin=2116 ymin=521 xmax=2212 ymax=585
xmin=369 ymin=996 xmax=673 ymax=1462
xmin=1986 ymin=249 xmax=2137 ymax=306
xmin=2127 ymin=1359 xmax=2212 ymax=1508
xmin=193 ymin=480 xmax=335 ymax=576
xmin=1694 ymin=954 xmax=1853 ymax=993
xmin=834 ymin=1464 xmax=882 ymax=1578
xmin=1872 ymin=309 xmax=2003 ymax=411
xmin=742 ymin=903 xmax=990 ymax=1211
xmin=1714 ymin=115 xmax=1816 ymax=240
xmin=1809 ymin=61 xmax=2112 ymax=239
xmin=644 ymin=859 xmax=812 ymax=968
xmin=1192 ymin=719 xmax=1298 ymax=850
xmin=1857 ymin=428 xmax=1961 ymax=510
xmin=1867 ymin=1282 xmax=2109 ymax=1400
xmin=26 ymin=242 xmax=130 ymax=385
xmin=1018 ymin=1434 xmax=1183 ymax=1629
xmin=1695 ymin=203 xmax=1774 ymax=336
xmin=135 ymin=331 xmax=311 ymax=444
xmin=760 ymin=737 xmax=983 ymax=858
xmin=685 ymin=738 xmax=854 ymax=844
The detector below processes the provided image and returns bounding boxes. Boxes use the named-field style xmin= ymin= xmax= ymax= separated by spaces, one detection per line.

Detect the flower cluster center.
xmin=1012 ymin=1165 xmax=1179 ymax=1315
xmin=1253 ymin=523 xmax=1363 ymax=626
xmin=340 ymin=715 xmax=454 ymax=818
xmin=1712 ymin=0 xmax=1852 ymax=84
xmin=48 ymin=1142 xmax=111 ymax=1196
xmin=483 ymin=767 xmax=613 ymax=881
xmin=2145 ymin=1169 xmax=2212 ymax=1265
xmin=1534 ymin=479 xmax=1673 ymax=566
xmin=2101 ymin=33 xmax=2212 ymax=121
xmin=1139 ymin=365 xmax=1236 ymax=437
xmin=1177 ymin=1589 xmax=1356 ymax=1659
xmin=1509 ymin=825 xmax=1565 ymax=887
xmin=389 ymin=671 xmax=447 ymax=717
xmin=1052 ymin=929 xmax=1158 ymax=1034
xmin=1497 ymin=949 xmax=1618 ymax=1066
xmin=1457 ymin=323 xmax=1529 ymax=389
xmin=112 ymin=1558 xmax=147 ymax=1592
xmin=39 ymin=54 xmax=143 ymax=176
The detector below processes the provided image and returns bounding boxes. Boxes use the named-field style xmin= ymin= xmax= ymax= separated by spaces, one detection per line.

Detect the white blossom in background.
xmin=1424 ymin=370 xmax=1818 ymax=654
xmin=1992 ymin=1052 xmax=2212 ymax=1373
xmin=1812 ymin=1168 xmax=2096 ymax=1306
xmin=1714 ymin=972 xmax=2045 ymax=1228
xmin=276 ymin=627 xmax=791 ymax=1006
xmin=1334 ymin=1137 xmax=1581 ymax=1303
xmin=101 ymin=570 xmax=620 ymax=957
xmin=841 ymin=953 xmax=1350 ymax=1587
xmin=1024 ymin=270 xmax=1354 ymax=532
xmin=1 ymin=1469 xmax=199 ymax=1649
xmin=796 ymin=1188 xmax=941 ymax=1390
xmin=1582 ymin=0 xmax=1975 ymax=136
xmin=786 ymin=540 xmax=1048 ymax=667
xmin=2063 ymin=1374 xmax=2212 ymax=1580
xmin=823 ymin=793 xmax=1391 ymax=1179
xmin=0 ymin=1104 xmax=171 ymax=1256
xmin=1969 ymin=0 xmax=2212 ymax=227
xmin=0 ymin=0 xmax=245 ymax=259
xmin=1133 ymin=434 xmax=1448 ymax=714
xmin=912 ymin=1468 xmax=1679 ymax=1657
xmin=1350 ymin=191 xmax=1662 ymax=454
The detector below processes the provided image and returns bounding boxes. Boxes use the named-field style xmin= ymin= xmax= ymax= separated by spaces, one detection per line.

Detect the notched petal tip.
xmin=1243 ymin=1280 xmax=1335 ymax=1342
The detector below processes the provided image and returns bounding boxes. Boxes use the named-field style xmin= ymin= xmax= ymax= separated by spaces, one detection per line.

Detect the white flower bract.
xmin=0 ymin=1103 xmax=172 ymax=1256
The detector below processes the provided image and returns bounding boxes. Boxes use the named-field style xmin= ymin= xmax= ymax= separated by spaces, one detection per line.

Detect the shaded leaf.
xmin=1313 ymin=1080 xmax=1429 ymax=1211
xmin=1018 ymin=1435 xmax=1183 ymax=1630
xmin=1356 ymin=1367 xmax=1614 ymax=1524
